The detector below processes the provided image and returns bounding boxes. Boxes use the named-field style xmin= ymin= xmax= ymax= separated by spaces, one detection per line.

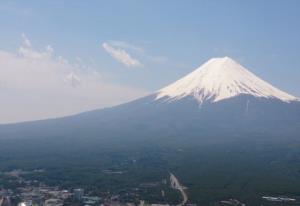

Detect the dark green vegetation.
xmin=0 ymin=95 xmax=300 ymax=205
xmin=1 ymin=135 xmax=300 ymax=205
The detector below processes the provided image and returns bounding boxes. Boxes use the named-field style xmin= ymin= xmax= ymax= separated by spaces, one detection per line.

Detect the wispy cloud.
xmin=102 ymin=42 xmax=142 ymax=68
xmin=18 ymin=33 xmax=54 ymax=59
xmin=0 ymin=35 xmax=147 ymax=123
xmin=108 ymin=41 xmax=145 ymax=53
xmin=103 ymin=40 xmax=169 ymax=67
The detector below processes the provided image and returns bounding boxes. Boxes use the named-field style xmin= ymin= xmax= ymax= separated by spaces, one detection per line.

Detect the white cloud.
xmin=102 ymin=42 xmax=142 ymax=68
xmin=105 ymin=40 xmax=168 ymax=65
xmin=109 ymin=40 xmax=145 ymax=53
xmin=0 ymin=35 xmax=148 ymax=123
xmin=18 ymin=34 xmax=53 ymax=59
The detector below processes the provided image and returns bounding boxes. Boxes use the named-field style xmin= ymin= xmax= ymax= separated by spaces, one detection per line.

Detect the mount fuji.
xmin=1 ymin=56 xmax=299 ymax=141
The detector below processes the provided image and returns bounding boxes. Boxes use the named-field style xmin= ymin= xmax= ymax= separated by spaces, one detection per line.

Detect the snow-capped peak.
xmin=156 ymin=57 xmax=299 ymax=103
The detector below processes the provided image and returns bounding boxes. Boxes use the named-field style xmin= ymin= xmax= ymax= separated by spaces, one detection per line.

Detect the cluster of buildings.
xmin=16 ymin=186 xmax=72 ymax=206
xmin=1 ymin=184 xmax=172 ymax=206
xmin=1 ymin=169 xmax=193 ymax=206
xmin=15 ymin=187 xmax=108 ymax=206
xmin=0 ymin=186 xmax=106 ymax=206
xmin=1 ymin=185 xmax=186 ymax=206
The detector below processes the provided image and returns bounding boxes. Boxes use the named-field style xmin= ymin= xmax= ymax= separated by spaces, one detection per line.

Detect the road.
xmin=170 ymin=173 xmax=188 ymax=206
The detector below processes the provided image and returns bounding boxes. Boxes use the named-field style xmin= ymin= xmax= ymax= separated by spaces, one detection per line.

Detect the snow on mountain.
xmin=156 ymin=57 xmax=299 ymax=103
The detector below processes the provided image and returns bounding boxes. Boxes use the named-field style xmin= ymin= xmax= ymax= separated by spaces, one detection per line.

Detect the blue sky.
xmin=0 ymin=0 xmax=300 ymax=122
